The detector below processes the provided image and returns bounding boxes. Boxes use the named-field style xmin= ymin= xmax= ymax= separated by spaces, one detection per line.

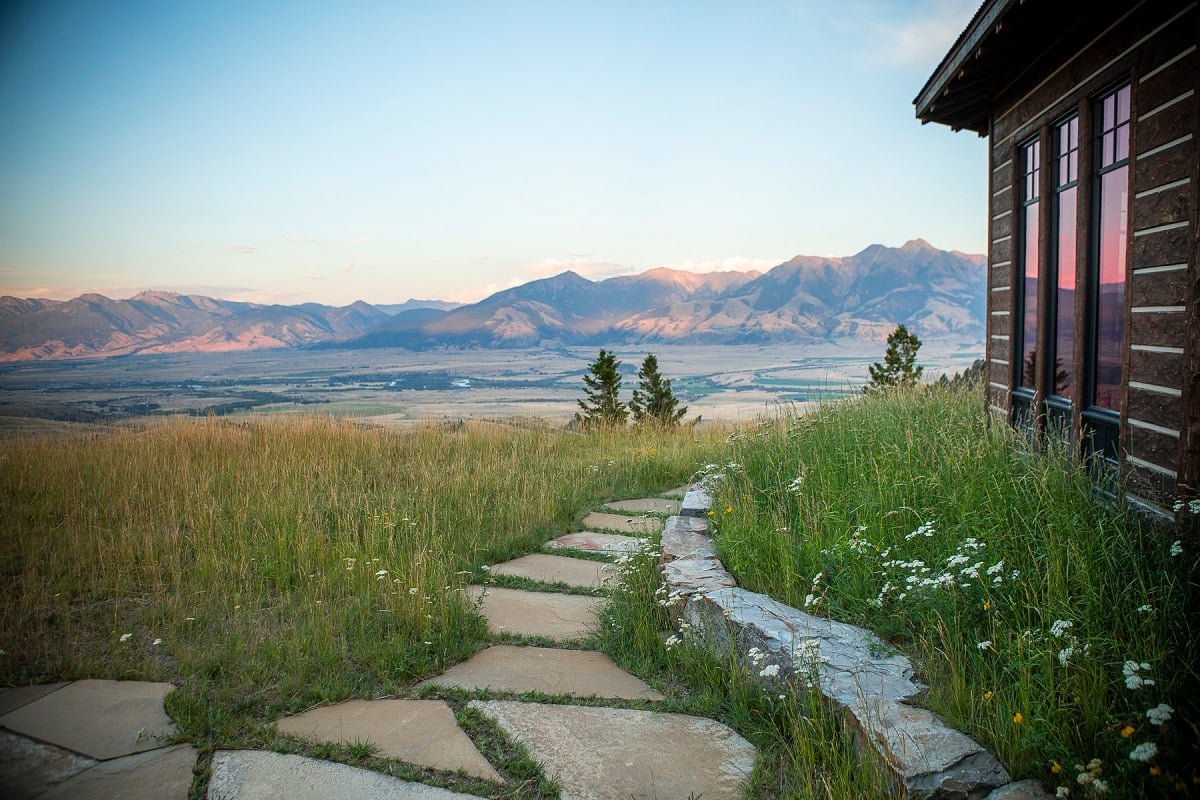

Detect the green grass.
xmin=0 ymin=414 xmax=731 ymax=797
xmin=701 ymin=382 xmax=1199 ymax=798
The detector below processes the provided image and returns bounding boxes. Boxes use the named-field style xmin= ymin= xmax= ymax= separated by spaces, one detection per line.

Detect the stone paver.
xmin=207 ymin=750 xmax=486 ymax=800
xmin=39 ymin=744 xmax=195 ymax=800
xmin=421 ymin=645 xmax=663 ymax=700
xmin=465 ymin=586 xmax=602 ymax=639
xmin=490 ymin=553 xmax=614 ymax=588
xmin=580 ymin=511 xmax=664 ymax=534
xmin=601 ymin=497 xmax=681 ymax=515
xmin=0 ymin=679 xmax=176 ymax=760
xmin=469 ymin=700 xmax=756 ymax=800
xmin=544 ymin=531 xmax=645 ymax=554
xmin=0 ymin=683 xmax=68 ymax=716
xmin=679 ymin=486 xmax=713 ymax=517
xmin=276 ymin=699 xmax=501 ymax=782
xmin=0 ymin=730 xmax=96 ymax=800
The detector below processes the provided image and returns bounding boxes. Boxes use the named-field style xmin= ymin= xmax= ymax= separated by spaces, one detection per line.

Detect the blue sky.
xmin=0 ymin=0 xmax=984 ymax=305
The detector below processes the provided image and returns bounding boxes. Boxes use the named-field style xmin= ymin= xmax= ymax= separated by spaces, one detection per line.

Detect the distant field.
xmin=0 ymin=343 xmax=983 ymax=434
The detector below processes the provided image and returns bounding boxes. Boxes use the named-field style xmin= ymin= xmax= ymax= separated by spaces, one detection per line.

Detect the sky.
xmin=0 ymin=0 xmax=986 ymax=306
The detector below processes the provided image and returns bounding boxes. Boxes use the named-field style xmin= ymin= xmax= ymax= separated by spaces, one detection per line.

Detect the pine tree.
xmin=629 ymin=353 xmax=687 ymax=427
xmin=575 ymin=349 xmax=628 ymax=429
xmin=866 ymin=324 xmax=924 ymax=390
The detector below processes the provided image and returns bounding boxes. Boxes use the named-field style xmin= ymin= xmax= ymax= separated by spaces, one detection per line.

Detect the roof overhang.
xmin=914 ymin=0 xmax=1099 ymax=135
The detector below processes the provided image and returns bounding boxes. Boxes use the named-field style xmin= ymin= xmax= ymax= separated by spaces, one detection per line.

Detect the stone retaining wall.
xmin=659 ymin=487 xmax=1039 ymax=800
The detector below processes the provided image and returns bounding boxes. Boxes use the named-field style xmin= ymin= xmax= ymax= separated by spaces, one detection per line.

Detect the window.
xmin=1048 ymin=116 xmax=1078 ymax=415
xmin=1013 ymin=136 xmax=1040 ymax=428
xmin=1083 ymin=83 xmax=1130 ymax=466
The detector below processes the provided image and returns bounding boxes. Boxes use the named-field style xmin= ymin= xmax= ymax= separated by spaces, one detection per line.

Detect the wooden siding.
xmin=980 ymin=1 xmax=1198 ymax=509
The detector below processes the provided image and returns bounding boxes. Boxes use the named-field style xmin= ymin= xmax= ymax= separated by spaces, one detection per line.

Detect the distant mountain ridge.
xmin=0 ymin=240 xmax=985 ymax=361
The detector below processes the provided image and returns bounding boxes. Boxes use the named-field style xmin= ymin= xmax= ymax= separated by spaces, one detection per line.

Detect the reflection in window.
xmin=1092 ymin=85 xmax=1129 ymax=411
xmin=1051 ymin=117 xmax=1078 ymax=399
xmin=1018 ymin=138 xmax=1040 ymax=390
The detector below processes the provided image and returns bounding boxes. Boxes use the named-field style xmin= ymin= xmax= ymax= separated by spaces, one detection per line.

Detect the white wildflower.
xmin=976 ymin=640 xmax=993 ymax=651
xmin=1122 ymin=661 xmax=1154 ymax=690
xmin=1056 ymin=787 xmax=1069 ymax=798
xmin=1128 ymin=741 xmax=1157 ymax=762
xmin=119 ymin=632 xmax=132 ymax=642
xmin=375 ymin=569 xmax=388 ymax=579
xmin=1145 ymin=703 xmax=1173 ymax=726
xmin=664 ymin=634 xmax=680 ymax=650
xmin=759 ymin=664 xmax=780 ymax=678
xmin=1169 ymin=540 xmax=1183 ymax=557
xmin=1050 ymin=619 xmax=1074 ymax=638
xmin=1136 ymin=604 xmax=1154 ymax=614
xmin=408 ymin=587 xmax=419 ymax=595
xmin=986 ymin=561 xmax=1005 ymax=576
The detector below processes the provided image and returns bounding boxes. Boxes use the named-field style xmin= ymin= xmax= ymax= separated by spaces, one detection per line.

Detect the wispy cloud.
xmin=523 ymin=258 xmax=636 ymax=281
xmin=229 ymin=245 xmax=256 ymax=254
xmin=338 ymin=263 xmax=354 ymax=273
xmin=869 ymin=0 xmax=978 ymax=68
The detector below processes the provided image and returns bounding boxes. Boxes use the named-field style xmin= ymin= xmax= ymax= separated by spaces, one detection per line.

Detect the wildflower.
xmin=1150 ymin=766 xmax=1162 ymax=776
xmin=1170 ymin=540 xmax=1183 ymax=557
xmin=1050 ymin=619 xmax=1074 ymax=638
xmin=1122 ymin=661 xmax=1154 ymax=690
xmin=375 ymin=569 xmax=388 ymax=579
xmin=119 ymin=633 xmax=132 ymax=642
xmin=1136 ymin=604 xmax=1154 ymax=614
xmin=1052 ymin=761 xmax=1062 ymax=774
xmin=759 ymin=664 xmax=780 ymax=678
xmin=152 ymin=638 xmax=162 ymax=646
xmin=983 ymin=601 xmax=991 ymax=611
xmin=983 ymin=690 xmax=993 ymax=700
xmin=1129 ymin=742 xmax=1158 ymax=762
xmin=1058 ymin=646 xmax=1076 ymax=667
xmin=1091 ymin=779 xmax=1108 ymax=793
xmin=1056 ymin=787 xmax=1069 ymax=798
xmin=1013 ymin=712 xmax=1023 ymax=724
xmin=480 ymin=564 xmax=490 ymax=571
xmin=1120 ymin=725 xmax=1135 ymax=738
xmin=724 ymin=506 xmax=732 ymax=514
xmin=408 ymin=587 xmax=419 ymax=595
xmin=1146 ymin=703 xmax=1173 ymax=726
xmin=977 ymin=641 xmax=993 ymax=651
xmin=664 ymin=634 xmax=680 ymax=650
xmin=707 ymin=510 xmax=715 ymax=517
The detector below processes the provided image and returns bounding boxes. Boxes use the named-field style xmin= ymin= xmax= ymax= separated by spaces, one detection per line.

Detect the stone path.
xmin=1 ymin=485 xmax=757 ymax=800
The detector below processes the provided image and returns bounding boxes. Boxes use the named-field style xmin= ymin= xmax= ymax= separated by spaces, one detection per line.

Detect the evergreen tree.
xmin=866 ymin=324 xmax=924 ymax=391
xmin=629 ymin=353 xmax=687 ymax=427
xmin=575 ymin=349 xmax=628 ymax=428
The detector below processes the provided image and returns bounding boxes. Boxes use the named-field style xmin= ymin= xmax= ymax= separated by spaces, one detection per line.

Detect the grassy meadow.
xmin=0 ymin=415 xmax=731 ymax=789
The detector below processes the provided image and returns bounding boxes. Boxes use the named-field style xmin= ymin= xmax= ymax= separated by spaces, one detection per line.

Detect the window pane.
xmin=1021 ymin=201 xmax=1039 ymax=388
xmin=1054 ymin=186 xmax=1076 ymax=398
xmin=1094 ymin=165 xmax=1127 ymax=410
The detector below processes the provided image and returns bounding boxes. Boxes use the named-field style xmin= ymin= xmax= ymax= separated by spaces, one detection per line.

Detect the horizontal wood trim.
xmin=1128 ymin=383 xmax=1182 ymax=428
xmin=1131 ymin=223 xmax=1191 ymax=266
xmin=1140 ymin=42 xmax=1198 ymax=83
xmin=1129 ymin=417 xmax=1181 ymax=438
xmin=1135 ymin=96 xmax=1198 ymax=154
xmin=1140 ymin=89 xmax=1196 ymax=122
xmin=1131 ymin=181 xmax=1192 ymax=230
xmin=1133 ymin=262 xmax=1187 ymax=275
xmin=1127 ymin=426 xmax=1180 ymax=472
xmin=1131 ymin=268 xmax=1187 ymax=307
xmin=992 ymin=211 xmax=1013 ymax=240
xmin=1134 ymin=135 xmax=1197 ymax=192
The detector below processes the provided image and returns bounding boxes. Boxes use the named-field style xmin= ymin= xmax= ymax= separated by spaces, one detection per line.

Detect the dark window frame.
xmin=1046 ymin=113 xmax=1079 ymax=432
xmin=1012 ymin=135 xmax=1041 ymax=432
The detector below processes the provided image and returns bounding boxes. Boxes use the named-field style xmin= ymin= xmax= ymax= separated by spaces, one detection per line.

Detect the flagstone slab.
xmin=490 ymin=553 xmax=615 ymax=589
xmin=465 ymin=586 xmax=602 ymax=639
xmin=39 ymin=744 xmax=195 ymax=800
xmin=0 ymin=683 xmax=68 ymax=716
xmin=207 ymin=750 xmax=487 ymax=800
xmin=276 ymin=699 xmax=501 ymax=782
xmin=601 ymin=498 xmax=681 ymax=515
xmin=581 ymin=511 xmax=664 ymax=534
xmin=0 ymin=679 xmax=176 ymax=760
xmin=420 ymin=645 xmax=664 ymax=700
xmin=545 ymin=531 xmax=646 ymax=554
xmin=661 ymin=516 xmax=716 ymax=563
xmin=679 ymin=486 xmax=713 ymax=517
xmin=0 ymin=730 xmax=96 ymax=799
xmin=469 ymin=700 xmax=756 ymax=800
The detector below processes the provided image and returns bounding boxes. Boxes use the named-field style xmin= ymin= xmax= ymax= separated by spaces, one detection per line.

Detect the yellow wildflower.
xmin=1121 ymin=725 xmax=1135 ymax=738
xmin=1013 ymin=712 xmax=1023 ymax=724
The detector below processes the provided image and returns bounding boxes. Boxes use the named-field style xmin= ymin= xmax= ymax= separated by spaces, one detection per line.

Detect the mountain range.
xmin=0 ymin=240 xmax=985 ymax=361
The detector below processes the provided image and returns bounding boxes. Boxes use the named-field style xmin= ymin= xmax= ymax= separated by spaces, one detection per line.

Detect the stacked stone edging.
xmin=661 ymin=487 xmax=1022 ymax=800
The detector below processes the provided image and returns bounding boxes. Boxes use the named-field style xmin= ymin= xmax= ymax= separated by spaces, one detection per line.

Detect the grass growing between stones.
xmin=0 ymin=414 xmax=731 ymax=796
xmin=707 ymin=383 xmax=1199 ymax=798
xmin=598 ymin=537 xmax=896 ymax=799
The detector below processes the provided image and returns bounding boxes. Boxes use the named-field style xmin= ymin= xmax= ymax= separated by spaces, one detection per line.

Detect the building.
xmin=915 ymin=0 xmax=1198 ymax=514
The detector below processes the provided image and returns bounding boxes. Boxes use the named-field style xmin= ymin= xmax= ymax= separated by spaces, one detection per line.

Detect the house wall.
xmin=983 ymin=1 xmax=1199 ymax=511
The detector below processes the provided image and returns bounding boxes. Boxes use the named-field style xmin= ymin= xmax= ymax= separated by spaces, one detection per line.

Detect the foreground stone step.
xmin=207 ymin=750 xmax=487 ymax=800
xmin=0 ymin=730 xmax=96 ymax=799
xmin=0 ymin=679 xmax=176 ymax=760
xmin=490 ymin=553 xmax=614 ymax=589
xmin=469 ymin=700 xmax=756 ymax=800
xmin=544 ymin=531 xmax=645 ymax=555
xmin=421 ymin=645 xmax=664 ymax=700
xmin=465 ymin=586 xmax=603 ymax=639
xmin=38 ymin=744 xmax=195 ymax=800
xmin=581 ymin=511 xmax=664 ymax=534
xmin=601 ymin=497 xmax=681 ymax=515
xmin=276 ymin=699 xmax=501 ymax=782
